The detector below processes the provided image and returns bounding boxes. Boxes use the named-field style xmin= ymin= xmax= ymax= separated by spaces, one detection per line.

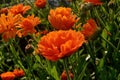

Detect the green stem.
xmin=85 ymin=41 xmax=98 ymax=80
xmin=8 ymin=40 xmax=31 ymax=79
xmin=63 ymin=58 xmax=72 ymax=80
xmin=94 ymin=7 xmax=109 ymax=33
xmin=100 ymin=36 xmax=119 ymax=52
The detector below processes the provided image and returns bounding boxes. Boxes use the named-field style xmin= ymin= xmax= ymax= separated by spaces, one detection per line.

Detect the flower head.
xmin=35 ymin=0 xmax=46 ymax=8
xmin=48 ymin=7 xmax=79 ymax=30
xmin=0 ymin=13 xmax=22 ymax=41
xmin=84 ymin=0 xmax=103 ymax=5
xmin=9 ymin=4 xmax=31 ymax=15
xmin=81 ymin=18 xmax=99 ymax=39
xmin=13 ymin=69 xmax=25 ymax=78
xmin=17 ymin=15 xmax=40 ymax=37
xmin=0 ymin=72 xmax=15 ymax=80
xmin=61 ymin=70 xmax=74 ymax=80
xmin=37 ymin=30 xmax=85 ymax=61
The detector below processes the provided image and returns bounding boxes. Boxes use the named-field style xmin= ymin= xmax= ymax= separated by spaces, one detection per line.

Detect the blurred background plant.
xmin=0 ymin=0 xmax=120 ymax=80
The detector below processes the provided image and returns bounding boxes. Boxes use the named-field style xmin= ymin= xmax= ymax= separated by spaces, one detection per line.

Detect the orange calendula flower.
xmin=35 ymin=0 xmax=46 ymax=8
xmin=61 ymin=70 xmax=74 ymax=80
xmin=84 ymin=0 xmax=103 ymax=5
xmin=37 ymin=30 xmax=85 ymax=61
xmin=0 ymin=72 xmax=15 ymax=80
xmin=9 ymin=4 xmax=31 ymax=15
xmin=36 ymin=30 xmax=49 ymax=36
xmin=17 ymin=15 xmax=40 ymax=37
xmin=81 ymin=18 xmax=99 ymax=39
xmin=48 ymin=7 xmax=79 ymax=30
xmin=0 ymin=13 xmax=22 ymax=41
xmin=13 ymin=69 xmax=25 ymax=78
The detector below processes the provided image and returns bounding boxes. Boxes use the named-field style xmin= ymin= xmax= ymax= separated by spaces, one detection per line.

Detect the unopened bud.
xmin=25 ymin=44 xmax=34 ymax=54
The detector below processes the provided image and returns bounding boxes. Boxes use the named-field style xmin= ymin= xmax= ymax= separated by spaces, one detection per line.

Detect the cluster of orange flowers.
xmin=0 ymin=0 xmax=48 ymax=41
xmin=0 ymin=3 xmax=40 ymax=41
xmin=0 ymin=0 xmax=103 ymax=79
xmin=37 ymin=6 xmax=100 ymax=62
xmin=0 ymin=69 xmax=24 ymax=80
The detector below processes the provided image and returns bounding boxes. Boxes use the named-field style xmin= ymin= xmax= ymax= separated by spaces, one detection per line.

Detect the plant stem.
xmin=63 ymin=58 xmax=72 ymax=80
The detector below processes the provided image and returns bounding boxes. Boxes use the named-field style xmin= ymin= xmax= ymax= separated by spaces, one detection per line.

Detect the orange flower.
xmin=0 ymin=13 xmax=22 ymax=41
xmin=13 ymin=69 xmax=25 ymax=77
xmin=40 ymin=30 xmax=49 ymax=35
xmin=84 ymin=0 xmax=103 ymax=5
xmin=35 ymin=0 xmax=46 ymax=8
xmin=81 ymin=18 xmax=99 ymax=39
xmin=61 ymin=70 xmax=74 ymax=80
xmin=0 ymin=72 xmax=15 ymax=80
xmin=36 ymin=30 xmax=49 ymax=36
xmin=9 ymin=4 xmax=31 ymax=15
xmin=48 ymin=7 xmax=79 ymax=30
xmin=17 ymin=15 xmax=40 ymax=37
xmin=37 ymin=30 xmax=85 ymax=61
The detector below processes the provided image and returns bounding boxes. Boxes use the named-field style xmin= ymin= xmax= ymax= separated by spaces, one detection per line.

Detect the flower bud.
xmin=61 ymin=70 xmax=74 ymax=80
